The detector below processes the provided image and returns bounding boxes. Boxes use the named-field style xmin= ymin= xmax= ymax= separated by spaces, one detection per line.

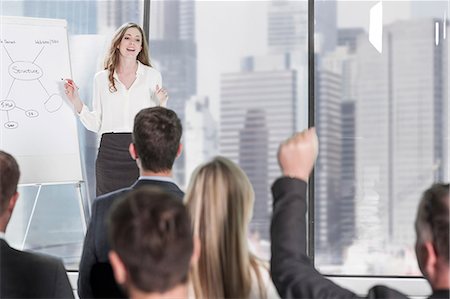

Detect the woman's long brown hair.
xmin=104 ymin=23 xmax=151 ymax=92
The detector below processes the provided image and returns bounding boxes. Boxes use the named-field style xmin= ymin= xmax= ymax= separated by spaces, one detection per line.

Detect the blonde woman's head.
xmin=185 ymin=156 xmax=265 ymax=299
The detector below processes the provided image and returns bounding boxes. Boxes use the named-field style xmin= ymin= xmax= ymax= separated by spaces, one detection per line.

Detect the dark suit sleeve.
xmin=53 ymin=260 xmax=75 ymax=298
xmin=270 ymin=177 xmax=358 ymax=299
xmin=78 ymin=199 xmax=99 ymax=299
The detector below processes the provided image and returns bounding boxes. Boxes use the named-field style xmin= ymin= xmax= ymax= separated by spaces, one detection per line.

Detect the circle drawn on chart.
xmin=0 ymin=100 xmax=16 ymax=111
xmin=4 ymin=121 xmax=18 ymax=129
xmin=25 ymin=110 xmax=39 ymax=118
xmin=45 ymin=94 xmax=63 ymax=113
xmin=8 ymin=61 xmax=43 ymax=81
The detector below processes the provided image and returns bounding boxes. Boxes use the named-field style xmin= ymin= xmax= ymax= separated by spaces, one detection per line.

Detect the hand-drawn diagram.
xmin=1 ymin=44 xmax=64 ymax=129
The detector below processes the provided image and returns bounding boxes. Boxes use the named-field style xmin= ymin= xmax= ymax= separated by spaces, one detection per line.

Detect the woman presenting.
xmin=64 ymin=22 xmax=168 ymax=196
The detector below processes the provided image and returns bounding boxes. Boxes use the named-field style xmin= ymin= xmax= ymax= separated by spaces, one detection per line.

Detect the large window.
xmin=2 ymin=1 xmax=448 ymax=285
xmin=314 ymin=0 xmax=449 ymax=276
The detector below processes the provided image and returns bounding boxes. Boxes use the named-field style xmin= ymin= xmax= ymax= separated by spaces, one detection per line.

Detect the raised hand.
xmin=155 ymin=84 xmax=169 ymax=107
xmin=277 ymin=127 xmax=319 ymax=182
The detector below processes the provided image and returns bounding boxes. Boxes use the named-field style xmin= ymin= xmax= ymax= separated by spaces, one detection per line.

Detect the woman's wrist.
xmin=74 ymin=99 xmax=83 ymax=114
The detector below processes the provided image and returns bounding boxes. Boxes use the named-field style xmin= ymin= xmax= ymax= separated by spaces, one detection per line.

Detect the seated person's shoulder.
xmin=4 ymin=246 xmax=66 ymax=276
xmin=367 ymin=285 xmax=409 ymax=299
xmin=93 ymin=188 xmax=132 ymax=211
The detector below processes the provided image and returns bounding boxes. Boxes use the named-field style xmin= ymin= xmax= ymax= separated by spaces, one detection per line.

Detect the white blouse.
xmin=78 ymin=61 xmax=164 ymax=135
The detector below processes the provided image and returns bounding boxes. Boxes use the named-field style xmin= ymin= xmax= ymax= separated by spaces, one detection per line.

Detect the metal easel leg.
xmin=21 ymin=184 xmax=42 ymax=250
xmin=76 ymin=182 xmax=87 ymax=234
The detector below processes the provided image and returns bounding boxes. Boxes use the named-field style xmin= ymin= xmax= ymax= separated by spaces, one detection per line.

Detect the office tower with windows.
xmin=355 ymin=19 xmax=448 ymax=249
xmin=315 ymin=68 xmax=343 ymax=263
xmin=184 ymin=96 xmax=218 ymax=187
xmin=97 ymin=0 xmax=142 ymax=32
xmin=220 ymin=57 xmax=297 ymax=240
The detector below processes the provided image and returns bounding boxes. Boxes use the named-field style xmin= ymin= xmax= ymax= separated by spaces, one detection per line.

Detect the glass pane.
xmin=149 ymin=0 xmax=309 ymax=260
xmin=314 ymin=0 xmax=448 ymax=275
xmin=3 ymin=0 xmax=144 ymax=270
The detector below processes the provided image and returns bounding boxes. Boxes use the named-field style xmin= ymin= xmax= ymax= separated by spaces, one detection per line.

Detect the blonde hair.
xmin=185 ymin=156 xmax=266 ymax=299
xmin=104 ymin=22 xmax=152 ymax=92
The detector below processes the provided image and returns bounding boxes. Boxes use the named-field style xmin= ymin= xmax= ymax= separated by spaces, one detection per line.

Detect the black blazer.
xmin=270 ymin=177 xmax=411 ymax=299
xmin=0 ymin=239 xmax=74 ymax=298
xmin=78 ymin=179 xmax=184 ymax=299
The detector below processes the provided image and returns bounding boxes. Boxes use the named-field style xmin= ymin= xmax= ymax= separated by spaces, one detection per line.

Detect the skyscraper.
xmin=220 ymin=59 xmax=297 ymax=241
xmin=315 ymin=67 xmax=343 ymax=262
xmin=239 ymin=109 xmax=269 ymax=239
xmin=355 ymin=19 xmax=448 ymax=248
xmin=184 ymin=96 xmax=217 ymax=187
xmin=97 ymin=1 xmax=142 ymax=33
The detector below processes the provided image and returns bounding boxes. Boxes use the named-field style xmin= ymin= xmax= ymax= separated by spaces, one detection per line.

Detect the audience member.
xmin=270 ymin=128 xmax=449 ymax=299
xmin=185 ymin=156 xmax=280 ymax=299
xmin=108 ymin=187 xmax=196 ymax=299
xmin=78 ymin=107 xmax=184 ymax=298
xmin=0 ymin=150 xmax=74 ymax=298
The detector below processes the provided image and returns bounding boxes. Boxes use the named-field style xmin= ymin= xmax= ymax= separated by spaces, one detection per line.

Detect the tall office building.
xmin=268 ymin=0 xmax=308 ymax=55
xmin=97 ymin=1 xmax=142 ymax=33
xmin=315 ymin=0 xmax=337 ymax=54
xmin=354 ymin=19 xmax=448 ymax=248
xmin=220 ymin=57 xmax=297 ymax=240
xmin=315 ymin=67 xmax=343 ymax=262
xmin=149 ymin=0 xmax=197 ymax=185
xmin=319 ymin=34 xmax=361 ymax=259
xmin=150 ymin=0 xmax=195 ymax=40
xmin=239 ymin=109 xmax=270 ymax=239
xmin=184 ymin=96 xmax=217 ymax=187
xmin=268 ymin=0 xmax=336 ymax=54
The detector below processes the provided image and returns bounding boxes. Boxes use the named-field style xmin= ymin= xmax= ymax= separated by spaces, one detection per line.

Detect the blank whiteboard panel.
xmin=0 ymin=16 xmax=82 ymax=184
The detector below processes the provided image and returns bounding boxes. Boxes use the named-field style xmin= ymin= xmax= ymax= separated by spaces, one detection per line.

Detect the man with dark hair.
xmin=78 ymin=107 xmax=184 ymax=298
xmin=270 ymin=128 xmax=449 ymax=299
xmin=108 ymin=187 xmax=195 ymax=299
xmin=0 ymin=151 xmax=74 ymax=298
xmin=414 ymin=183 xmax=449 ymax=297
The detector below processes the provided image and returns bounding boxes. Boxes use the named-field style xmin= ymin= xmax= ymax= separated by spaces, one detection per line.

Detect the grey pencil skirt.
xmin=95 ymin=133 xmax=139 ymax=196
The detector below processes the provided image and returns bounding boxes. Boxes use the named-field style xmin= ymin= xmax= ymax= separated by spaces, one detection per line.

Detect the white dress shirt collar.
xmin=139 ymin=176 xmax=176 ymax=184
xmin=112 ymin=60 xmax=145 ymax=80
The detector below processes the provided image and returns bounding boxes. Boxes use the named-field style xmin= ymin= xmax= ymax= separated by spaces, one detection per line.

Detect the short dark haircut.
xmin=415 ymin=183 xmax=449 ymax=262
xmin=0 ymin=151 xmax=20 ymax=213
xmin=108 ymin=187 xmax=193 ymax=293
xmin=132 ymin=107 xmax=182 ymax=172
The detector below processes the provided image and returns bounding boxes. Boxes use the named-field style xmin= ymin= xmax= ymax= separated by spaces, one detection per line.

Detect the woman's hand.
xmin=64 ymin=79 xmax=83 ymax=113
xmin=155 ymin=85 xmax=169 ymax=107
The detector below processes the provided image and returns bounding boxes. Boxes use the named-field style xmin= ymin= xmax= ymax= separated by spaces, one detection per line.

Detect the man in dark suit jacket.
xmin=270 ymin=128 xmax=449 ymax=299
xmin=0 ymin=151 xmax=74 ymax=298
xmin=78 ymin=107 xmax=184 ymax=298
